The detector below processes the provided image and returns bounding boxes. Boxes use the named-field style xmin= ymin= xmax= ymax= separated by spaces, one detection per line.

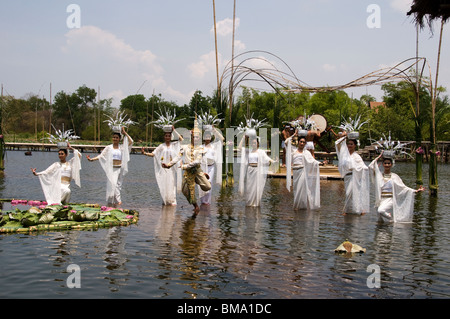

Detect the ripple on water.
xmin=0 ymin=152 xmax=449 ymax=298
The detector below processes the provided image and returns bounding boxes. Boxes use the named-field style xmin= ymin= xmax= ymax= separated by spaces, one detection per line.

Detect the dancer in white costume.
xmin=238 ymin=135 xmax=275 ymax=207
xmin=369 ymin=152 xmax=424 ymax=223
xmin=335 ymin=134 xmax=370 ymax=215
xmin=31 ymin=143 xmax=81 ymax=205
xmin=87 ymin=126 xmax=133 ymax=207
xmin=142 ymin=126 xmax=183 ymax=206
xmin=285 ymin=133 xmax=321 ymax=210
xmin=199 ymin=126 xmax=223 ymax=205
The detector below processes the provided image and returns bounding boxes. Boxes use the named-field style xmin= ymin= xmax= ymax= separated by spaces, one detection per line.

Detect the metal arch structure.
xmin=219 ymin=50 xmax=432 ymax=99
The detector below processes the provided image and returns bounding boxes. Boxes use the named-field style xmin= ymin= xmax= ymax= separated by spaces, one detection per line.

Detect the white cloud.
xmin=187 ymin=50 xmax=222 ymax=79
xmin=62 ymin=25 xmax=163 ymax=76
xmin=187 ymin=16 xmax=246 ymax=86
xmin=105 ymin=89 xmax=126 ymax=104
xmin=210 ymin=18 xmax=240 ymax=37
xmin=150 ymin=77 xmax=190 ymax=104
xmin=390 ymin=0 xmax=412 ymax=13
xmin=58 ymin=25 xmax=197 ymax=105
xmin=234 ymin=39 xmax=246 ymax=53
xmin=322 ymin=63 xmax=337 ymax=72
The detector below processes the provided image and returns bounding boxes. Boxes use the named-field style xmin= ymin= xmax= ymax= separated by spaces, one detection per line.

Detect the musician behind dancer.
xmin=305 ymin=125 xmax=342 ymax=158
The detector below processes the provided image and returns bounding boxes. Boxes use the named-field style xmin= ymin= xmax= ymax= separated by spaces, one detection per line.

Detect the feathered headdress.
xmin=46 ymin=124 xmax=79 ymax=148
xmin=338 ymin=115 xmax=368 ymax=134
xmin=372 ymin=132 xmax=413 ymax=159
xmin=285 ymin=113 xmax=317 ymax=137
xmin=338 ymin=115 xmax=368 ymax=144
xmin=196 ymin=111 xmax=222 ymax=128
xmin=104 ymin=111 xmax=136 ymax=133
xmin=149 ymin=107 xmax=184 ymax=132
xmin=236 ymin=113 xmax=268 ymax=137
xmin=196 ymin=111 xmax=222 ymax=140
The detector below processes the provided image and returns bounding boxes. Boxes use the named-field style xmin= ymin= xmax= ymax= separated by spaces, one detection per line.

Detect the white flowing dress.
xmin=97 ymin=137 xmax=133 ymax=206
xmin=36 ymin=149 xmax=81 ymax=205
xmin=335 ymin=137 xmax=370 ymax=214
xmin=239 ymin=148 xmax=272 ymax=207
xmin=285 ymin=137 xmax=320 ymax=210
xmin=199 ymin=138 xmax=223 ymax=205
xmin=369 ymin=159 xmax=416 ymax=223
xmin=152 ymin=142 xmax=182 ymax=205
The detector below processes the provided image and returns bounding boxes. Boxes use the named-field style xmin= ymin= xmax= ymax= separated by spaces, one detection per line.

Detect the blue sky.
xmin=1 ymin=0 xmax=448 ymax=108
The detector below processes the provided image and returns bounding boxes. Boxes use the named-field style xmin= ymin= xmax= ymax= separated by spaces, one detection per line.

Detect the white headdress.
xmin=236 ymin=113 xmax=268 ymax=138
xmin=149 ymin=107 xmax=184 ymax=132
xmin=338 ymin=115 xmax=368 ymax=144
xmin=287 ymin=113 xmax=317 ymax=137
xmin=104 ymin=111 xmax=136 ymax=134
xmin=372 ymin=132 xmax=413 ymax=161
xmin=288 ymin=119 xmax=307 ymax=137
xmin=196 ymin=111 xmax=222 ymax=140
xmin=46 ymin=124 xmax=80 ymax=149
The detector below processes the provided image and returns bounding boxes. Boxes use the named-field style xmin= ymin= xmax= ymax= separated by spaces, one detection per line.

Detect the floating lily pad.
xmin=0 ymin=200 xmax=139 ymax=233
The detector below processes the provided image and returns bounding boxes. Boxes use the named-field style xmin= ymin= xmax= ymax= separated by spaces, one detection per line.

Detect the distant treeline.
xmin=1 ymin=82 xmax=449 ymax=148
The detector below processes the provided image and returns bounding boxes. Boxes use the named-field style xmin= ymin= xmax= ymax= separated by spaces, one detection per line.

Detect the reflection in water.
xmin=0 ymin=151 xmax=449 ymax=298
xmin=155 ymin=205 xmax=177 ymax=243
xmin=103 ymin=227 xmax=128 ymax=292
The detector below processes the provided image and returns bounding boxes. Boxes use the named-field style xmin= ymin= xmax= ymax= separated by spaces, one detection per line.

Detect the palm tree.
xmin=407 ymin=0 xmax=450 ymax=196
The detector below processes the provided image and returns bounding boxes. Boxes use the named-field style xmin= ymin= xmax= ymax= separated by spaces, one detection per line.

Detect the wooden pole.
xmin=0 ymin=83 xmax=5 ymax=171
xmin=97 ymin=86 xmax=101 ymax=142
xmin=49 ymin=83 xmax=52 ymax=134
xmin=94 ymin=88 xmax=97 ymax=142
xmin=0 ymin=84 xmax=4 ymax=170
xmin=429 ymin=19 xmax=444 ymax=196
xmin=150 ymin=90 xmax=155 ymax=145
xmin=229 ymin=0 xmax=236 ymax=124
xmin=415 ymin=24 xmax=423 ymax=186
xmin=213 ymin=0 xmax=220 ymax=99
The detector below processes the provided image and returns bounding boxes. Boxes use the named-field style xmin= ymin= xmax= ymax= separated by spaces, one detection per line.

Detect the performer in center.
xmin=285 ymin=128 xmax=321 ymax=210
xmin=142 ymin=125 xmax=183 ymax=206
xmin=335 ymin=117 xmax=370 ymax=215
xmin=163 ymin=119 xmax=211 ymax=215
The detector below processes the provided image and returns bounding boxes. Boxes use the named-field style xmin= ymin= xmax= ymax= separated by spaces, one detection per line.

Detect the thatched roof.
xmin=407 ymin=0 xmax=450 ymax=29
xmin=369 ymin=101 xmax=386 ymax=110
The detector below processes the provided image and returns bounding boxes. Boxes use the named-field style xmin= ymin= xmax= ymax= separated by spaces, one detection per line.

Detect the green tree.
xmin=52 ymin=85 xmax=97 ymax=138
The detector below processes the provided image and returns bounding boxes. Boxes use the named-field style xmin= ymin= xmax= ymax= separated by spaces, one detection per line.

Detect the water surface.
xmin=0 ymin=150 xmax=449 ymax=299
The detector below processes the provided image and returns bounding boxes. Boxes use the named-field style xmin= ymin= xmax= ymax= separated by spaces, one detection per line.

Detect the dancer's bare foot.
xmin=192 ymin=204 xmax=200 ymax=217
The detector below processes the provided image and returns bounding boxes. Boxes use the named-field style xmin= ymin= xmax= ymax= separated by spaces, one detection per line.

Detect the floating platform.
xmin=0 ymin=200 xmax=139 ymax=233
xmin=268 ymin=164 xmax=343 ymax=180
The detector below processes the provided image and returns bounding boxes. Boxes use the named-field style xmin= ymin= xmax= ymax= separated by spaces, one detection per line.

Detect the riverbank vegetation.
xmin=1 ymin=82 xmax=449 ymax=149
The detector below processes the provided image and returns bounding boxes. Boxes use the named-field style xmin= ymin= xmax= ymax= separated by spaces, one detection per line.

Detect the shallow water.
xmin=0 ymin=150 xmax=449 ymax=299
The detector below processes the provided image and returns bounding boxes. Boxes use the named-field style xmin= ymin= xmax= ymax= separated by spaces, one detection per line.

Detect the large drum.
xmin=308 ymin=114 xmax=327 ymax=133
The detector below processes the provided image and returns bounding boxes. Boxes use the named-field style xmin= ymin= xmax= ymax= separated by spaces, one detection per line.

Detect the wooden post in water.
xmin=0 ymin=84 xmax=5 ymax=171
xmin=429 ymin=20 xmax=444 ymax=196
xmin=415 ymin=25 xmax=423 ymax=187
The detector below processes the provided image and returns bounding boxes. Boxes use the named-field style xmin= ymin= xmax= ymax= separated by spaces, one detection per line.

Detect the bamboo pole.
xmin=226 ymin=0 xmax=237 ymax=187
xmin=49 ymin=83 xmax=52 ymax=134
xmin=94 ymin=88 xmax=97 ymax=142
xmin=429 ymin=19 xmax=444 ymax=196
xmin=229 ymin=0 xmax=236 ymax=124
xmin=415 ymin=24 xmax=423 ymax=186
xmin=150 ymin=90 xmax=155 ymax=145
xmin=0 ymin=84 xmax=4 ymax=170
xmin=213 ymin=0 xmax=220 ymax=98
xmin=98 ymin=98 xmax=100 ymax=142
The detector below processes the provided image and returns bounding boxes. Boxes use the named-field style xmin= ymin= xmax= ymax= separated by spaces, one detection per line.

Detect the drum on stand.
xmin=308 ymin=114 xmax=327 ymax=133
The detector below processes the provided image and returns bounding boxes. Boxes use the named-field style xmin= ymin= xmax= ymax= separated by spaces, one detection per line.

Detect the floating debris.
xmin=334 ymin=240 xmax=366 ymax=254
